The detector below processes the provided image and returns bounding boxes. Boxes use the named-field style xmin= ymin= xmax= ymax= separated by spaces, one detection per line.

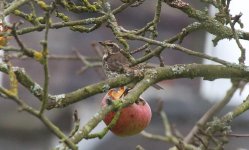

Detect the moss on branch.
xmin=49 ymin=64 xmax=249 ymax=109
xmin=163 ymin=0 xmax=249 ymax=43
xmin=2 ymin=62 xmax=249 ymax=110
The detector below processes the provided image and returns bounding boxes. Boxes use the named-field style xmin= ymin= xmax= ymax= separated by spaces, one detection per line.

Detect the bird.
xmin=99 ymin=40 xmax=163 ymax=90
xmin=99 ymin=40 xmax=135 ymax=78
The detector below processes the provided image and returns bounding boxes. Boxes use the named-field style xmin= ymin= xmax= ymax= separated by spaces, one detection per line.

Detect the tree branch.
xmin=49 ymin=64 xmax=249 ymax=109
xmin=4 ymin=0 xmax=31 ymax=16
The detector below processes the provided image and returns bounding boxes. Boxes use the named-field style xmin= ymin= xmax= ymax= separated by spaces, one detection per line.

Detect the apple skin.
xmin=101 ymin=90 xmax=152 ymax=136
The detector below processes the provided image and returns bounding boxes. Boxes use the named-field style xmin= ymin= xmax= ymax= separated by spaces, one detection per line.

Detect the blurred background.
xmin=1 ymin=0 xmax=249 ymax=150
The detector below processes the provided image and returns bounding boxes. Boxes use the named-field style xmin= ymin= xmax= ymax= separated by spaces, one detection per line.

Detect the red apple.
xmin=101 ymin=87 xmax=152 ymax=136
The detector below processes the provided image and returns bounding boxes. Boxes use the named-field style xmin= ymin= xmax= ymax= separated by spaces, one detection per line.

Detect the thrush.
xmin=99 ymin=40 xmax=143 ymax=78
xmin=99 ymin=40 xmax=163 ymax=89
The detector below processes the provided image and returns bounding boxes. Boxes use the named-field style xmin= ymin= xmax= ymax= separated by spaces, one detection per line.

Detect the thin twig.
xmin=216 ymin=133 xmax=249 ymax=138
xmin=4 ymin=0 xmax=31 ymax=16
xmin=230 ymin=16 xmax=246 ymax=64
xmin=0 ymin=86 xmax=77 ymax=150
xmin=74 ymin=50 xmax=102 ymax=74
xmin=11 ymin=23 xmax=37 ymax=58
xmin=157 ymin=101 xmax=172 ymax=137
xmin=131 ymin=44 xmax=149 ymax=54
xmin=39 ymin=11 xmax=50 ymax=115
xmin=184 ymin=81 xmax=239 ymax=143
xmin=193 ymin=134 xmax=208 ymax=149
xmin=85 ymin=110 xmax=121 ymax=139
xmin=69 ymin=110 xmax=80 ymax=138
xmin=136 ymin=145 xmax=145 ymax=150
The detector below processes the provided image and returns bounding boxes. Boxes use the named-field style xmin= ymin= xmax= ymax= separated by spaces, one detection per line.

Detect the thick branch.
xmin=2 ymin=62 xmax=249 ymax=110
xmin=47 ymin=75 xmax=138 ymax=109
xmin=49 ymin=64 xmax=249 ymax=109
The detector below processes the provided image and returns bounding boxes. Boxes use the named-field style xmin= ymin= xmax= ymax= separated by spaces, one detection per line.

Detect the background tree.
xmin=1 ymin=0 xmax=249 ymax=150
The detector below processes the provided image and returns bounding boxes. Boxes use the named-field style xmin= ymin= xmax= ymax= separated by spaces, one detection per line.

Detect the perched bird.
xmin=99 ymin=40 xmax=163 ymax=89
xmin=99 ymin=40 xmax=132 ymax=78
